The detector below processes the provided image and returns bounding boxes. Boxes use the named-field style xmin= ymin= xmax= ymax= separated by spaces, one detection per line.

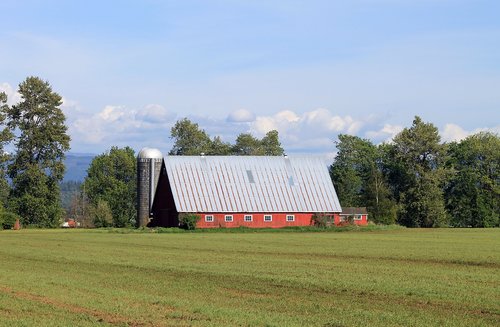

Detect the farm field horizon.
xmin=0 ymin=228 xmax=498 ymax=326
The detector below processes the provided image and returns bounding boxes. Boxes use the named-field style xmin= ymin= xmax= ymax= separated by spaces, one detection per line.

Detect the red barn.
xmin=149 ymin=155 xmax=343 ymax=228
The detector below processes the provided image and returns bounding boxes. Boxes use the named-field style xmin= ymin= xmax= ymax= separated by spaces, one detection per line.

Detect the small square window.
xmin=225 ymin=215 xmax=233 ymax=222
xmin=264 ymin=215 xmax=272 ymax=222
xmin=286 ymin=215 xmax=295 ymax=222
xmin=205 ymin=215 xmax=214 ymax=222
xmin=354 ymin=215 xmax=362 ymax=221
xmin=244 ymin=215 xmax=253 ymax=222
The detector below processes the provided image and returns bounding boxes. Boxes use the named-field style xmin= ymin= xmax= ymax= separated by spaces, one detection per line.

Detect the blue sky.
xmin=1 ymin=0 xmax=499 ymax=156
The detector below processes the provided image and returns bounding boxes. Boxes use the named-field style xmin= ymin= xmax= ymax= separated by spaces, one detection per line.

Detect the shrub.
xmin=178 ymin=213 xmax=201 ymax=230
xmin=91 ymin=200 xmax=113 ymax=228
xmin=1 ymin=212 xmax=19 ymax=230
xmin=311 ymin=213 xmax=335 ymax=228
xmin=338 ymin=215 xmax=355 ymax=227
xmin=155 ymin=227 xmax=186 ymax=233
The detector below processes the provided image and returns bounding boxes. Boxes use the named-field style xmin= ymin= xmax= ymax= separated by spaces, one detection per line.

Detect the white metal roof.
xmin=163 ymin=155 xmax=342 ymax=213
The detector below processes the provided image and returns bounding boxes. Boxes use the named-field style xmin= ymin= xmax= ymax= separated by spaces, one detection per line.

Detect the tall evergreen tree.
xmin=4 ymin=77 xmax=70 ymax=227
xmin=390 ymin=116 xmax=448 ymax=227
xmin=0 ymin=92 xmax=13 ymax=206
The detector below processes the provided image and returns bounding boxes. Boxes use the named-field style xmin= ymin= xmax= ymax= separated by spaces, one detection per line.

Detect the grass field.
xmin=0 ymin=228 xmax=498 ymax=326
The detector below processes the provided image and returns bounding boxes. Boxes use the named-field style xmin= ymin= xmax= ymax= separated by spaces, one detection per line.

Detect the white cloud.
xmin=0 ymin=82 xmax=21 ymax=106
xmin=252 ymin=110 xmax=300 ymax=136
xmin=61 ymin=97 xmax=79 ymax=109
xmin=365 ymin=124 xmax=404 ymax=143
xmin=441 ymin=123 xmax=469 ymax=142
xmin=226 ymin=109 xmax=255 ymax=122
xmin=136 ymin=104 xmax=173 ymax=123
xmin=247 ymin=108 xmax=367 ymax=153
xmin=441 ymin=123 xmax=500 ymax=142
xmin=98 ymin=105 xmax=127 ymax=123
xmin=252 ymin=108 xmax=362 ymax=135
xmin=71 ymin=104 xmax=174 ymax=148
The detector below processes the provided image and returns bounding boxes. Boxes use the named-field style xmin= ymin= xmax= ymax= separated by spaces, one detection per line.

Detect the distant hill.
xmin=63 ymin=153 xmax=95 ymax=182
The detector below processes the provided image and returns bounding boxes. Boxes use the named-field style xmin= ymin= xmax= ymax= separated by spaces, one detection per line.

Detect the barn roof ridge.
xmin=162 ymin=154 xmax=328 ymax=159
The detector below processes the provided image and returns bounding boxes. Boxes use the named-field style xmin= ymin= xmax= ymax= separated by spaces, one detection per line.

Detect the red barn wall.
xmin=197 ymin=213 xmax=341 ymax=228
xmin=196 ymin=212 xmax=368 ymax=228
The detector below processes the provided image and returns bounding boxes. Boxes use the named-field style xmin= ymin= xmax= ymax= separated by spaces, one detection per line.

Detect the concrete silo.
xmin=136 ymin=148 xmax=163 ymax=227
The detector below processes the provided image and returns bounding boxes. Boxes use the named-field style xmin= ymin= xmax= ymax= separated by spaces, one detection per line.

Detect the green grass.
xmin=0 ymin=228 xmax=498 ymax=326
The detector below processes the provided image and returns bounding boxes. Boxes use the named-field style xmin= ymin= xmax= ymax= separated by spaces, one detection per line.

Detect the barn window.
xmin=354 ymin=215 xmax=362 ymax=220
xmin=225 ymin=215 xmax=233 ymax=222
xmin=244 ymin=215 xmax=253 ymax=222
xmin=205 ymin=215 xmax=214 ymax=222
xmin=264 ymin=215 xmax=272 ymax=222
xmin=286 ymin=215 xmax=295 ymax=222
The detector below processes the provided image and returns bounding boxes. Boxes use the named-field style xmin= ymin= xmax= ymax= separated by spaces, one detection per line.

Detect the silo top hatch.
xmin=137 ymin=147 xmax=163 ymax=159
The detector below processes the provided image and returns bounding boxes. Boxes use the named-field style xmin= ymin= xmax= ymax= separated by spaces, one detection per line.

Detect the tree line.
xmin=1 ymin=77 xmax=498 ymax=228
xmin=330 ymin=117 xmax=499 ymax=227
xmin=169 ymin=118 xmax=284 ymax=156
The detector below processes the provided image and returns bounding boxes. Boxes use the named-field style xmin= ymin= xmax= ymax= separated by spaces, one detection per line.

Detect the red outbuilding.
xmin=337 ymin=207 xmax=368 ymax=226
xmin=150 ymin=155 xmax=344 ymax=228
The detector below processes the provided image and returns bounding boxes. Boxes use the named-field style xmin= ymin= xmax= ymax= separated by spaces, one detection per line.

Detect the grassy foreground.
xmin=0 ymin=228 xmax=498 ymax=326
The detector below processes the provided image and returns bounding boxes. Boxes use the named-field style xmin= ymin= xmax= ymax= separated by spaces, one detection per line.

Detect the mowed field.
xmin=0 ymin=228 xmax=498 ymax=327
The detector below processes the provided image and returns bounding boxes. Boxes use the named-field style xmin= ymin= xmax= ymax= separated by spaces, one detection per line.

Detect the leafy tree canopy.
xmin=169 ymin=118 xmax=212 ymax=155
xmin=330 ymin=134 xmax=396 ymax=224
xmin=445 ymin=132 xmax=499 ymax=227
xmin=169 ymin=118 xmax=284 ymax=156
xmin=83 ymin=146 xmax=136 ymax=227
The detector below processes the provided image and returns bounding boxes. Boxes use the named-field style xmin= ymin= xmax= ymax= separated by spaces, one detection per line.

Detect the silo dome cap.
xmin=137 ymin=147 xmax=163 ymax=159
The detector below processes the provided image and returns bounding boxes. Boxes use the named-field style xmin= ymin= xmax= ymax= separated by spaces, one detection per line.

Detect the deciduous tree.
xmin=233 ymin=130 xmax=284 ymax=156
xmin=208 ymin=136 xmax=232 ymax=155
xmin=330 ymin=134 xmax=396 ymax=224
xmin=233 ymin=133 xmax=263 ymax=155
xmin=445 ymin=132 xmax=499 ymax=227
xmin=261 ymin=130 xmax=284 ymax=156
xmin=169 ymin=118 xmax=212 ymax=155
xmin=83 ymin=147 xmax=136 ymax=227
xmin=169 ymin=118 xmax=285 ymax=156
